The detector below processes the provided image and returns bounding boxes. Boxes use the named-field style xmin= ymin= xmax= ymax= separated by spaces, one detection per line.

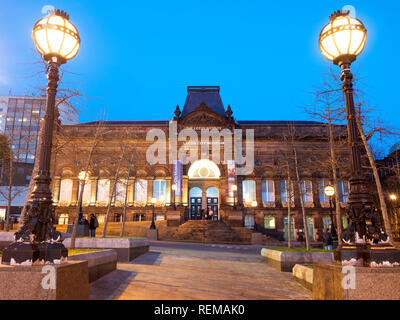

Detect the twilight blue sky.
xmin=0 ymin=0 xmax=399 ymax=153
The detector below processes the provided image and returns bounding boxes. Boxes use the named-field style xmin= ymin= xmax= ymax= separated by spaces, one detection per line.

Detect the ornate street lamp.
xmin=232 ymin=184 xmax=237 ymax=210
xmin=150 ymin=197 xmax=157 ymax=229
xmin=2 ymin=9 xmax=80 ymax=265
xmin=319 ymin=10 xmax=400 ymax=266
xmin=171 ymin=184 xmax=177 ymax=210
xmin=324 ymin=185 xmax=337 ymax=239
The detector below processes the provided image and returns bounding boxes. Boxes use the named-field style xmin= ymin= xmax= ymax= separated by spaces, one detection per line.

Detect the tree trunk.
xmin=293 ymin=148 xmax=311 ymax=251
xmin=70 ymin=121 xmax=103 ymax=248
xmin=286 ymin=162 xmax=292 ymax=248
xmin=327 ymin=109 xmax=343 ymax=244
xmin=102 ymin=143 xmax=127 ymax=238
xmin=356 ymin=117 xmax=394 ymax=244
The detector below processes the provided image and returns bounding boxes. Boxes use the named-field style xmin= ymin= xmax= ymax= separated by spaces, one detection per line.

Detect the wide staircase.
xmin=172 ymin=220 xmax=243 ymax=244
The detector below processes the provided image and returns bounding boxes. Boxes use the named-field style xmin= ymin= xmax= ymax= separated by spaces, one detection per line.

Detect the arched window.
xmin=189 ymin=187 xmax=202 ymax=198
xmin=115 ymin=179 xmax=128 ymax=202
xmin=206 ymin=187 xmax=218 ymax=197
xmin=188 ymin=159 xmax=220 ymax=179
xmin=78 ymin=180 xmax=92 ymax=204
xmin=153 ymin=179 xmax=166 ymax=202
xmin=134 ymin=179 xmax=147 ymax=203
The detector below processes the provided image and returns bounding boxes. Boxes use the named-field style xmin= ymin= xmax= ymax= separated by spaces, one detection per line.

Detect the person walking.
xmin=323 ymin=228 xmax=333 ymax=250
xmin=89 ymin=214 xmax=99 ymax=238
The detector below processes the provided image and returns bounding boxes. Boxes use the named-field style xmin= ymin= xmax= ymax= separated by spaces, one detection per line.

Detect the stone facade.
xmin=51 ymin=86 xmax=351 ymax=242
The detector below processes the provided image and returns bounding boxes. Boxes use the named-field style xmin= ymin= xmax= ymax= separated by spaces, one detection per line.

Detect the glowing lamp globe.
xmin=32 ymin=9 xmax=80 ymax=63
xmin=319 ymin=10 xmax=367 ymax=65
xmin=390 ymin=194 xmax=397 ymax=201
xmin=232 ymin=185 xmax=237 ymax=191
xmin=324 ymin=185 xmax=335 ymax=197
xmin=151 ymin=197 xmax=157 ymax=204
xmin=171 ymin=184 xmax=177 ymax=191
xmin=251 ymin=200 xmax=258 ymax=207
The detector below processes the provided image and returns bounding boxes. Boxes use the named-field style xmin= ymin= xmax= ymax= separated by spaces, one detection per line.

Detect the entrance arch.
xmin=187 ymin=160 xmax=221 ymax=220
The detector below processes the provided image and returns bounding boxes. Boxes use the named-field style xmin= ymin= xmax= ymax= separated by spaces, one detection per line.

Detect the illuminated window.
xmin=153 ymin=179 xmax=166 ymax=202
xmin=319 ymin=179 xmax=330 ymax=203
xmin=300 ymin=180 xmax=313 ymax=203
xmin=59 ymin=179 xmax=73 ymax=202
xmin=134 ymin=179 xmax=147 ymax=202
xmin=188 ymin=159 xmax=220 ymax=179
xmin=262 ymin=180 xmax=275 ymax=203
xmin=338 ymin=181 xmax=349 ymax=202
xmin=115 ymin=180 xmax=127 ymax=202
xmin=280 ymin=180 xmax=294 ymax=204
xmin=97 ymin=179 xmax=110 ymax=202
xmin=78 ymin=180 xmax=92 ymax=203
xmin=264 ymin=215 xmax=276 ymax=229
xmin=242 ymin=180 xmax=256 ymax=205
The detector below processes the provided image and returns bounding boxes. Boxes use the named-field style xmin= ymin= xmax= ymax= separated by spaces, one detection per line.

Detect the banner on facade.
xmin=227 ymin=160 xmax=236 ymax=198
xmin=173 ymin=160 xmax=182 ymax=196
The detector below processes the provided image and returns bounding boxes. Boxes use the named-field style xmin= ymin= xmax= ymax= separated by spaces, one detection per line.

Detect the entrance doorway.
xmin=189 ymin=187 xmax=202 ymax=220
xmin=206 ymin=187 xmax=219 ymax=220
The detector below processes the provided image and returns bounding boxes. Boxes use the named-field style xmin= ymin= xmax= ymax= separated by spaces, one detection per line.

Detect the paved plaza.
xmin=90 ymin=242 xmax=311 ymax=300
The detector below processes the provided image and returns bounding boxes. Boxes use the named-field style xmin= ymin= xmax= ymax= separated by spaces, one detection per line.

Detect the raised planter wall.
xmin=293 ymin=264 xmax=313 ymax=291
xmin=261 ymin=248 xmax=334 ymax=272
xmin=63 ymin=238 xmax=149 ymax=262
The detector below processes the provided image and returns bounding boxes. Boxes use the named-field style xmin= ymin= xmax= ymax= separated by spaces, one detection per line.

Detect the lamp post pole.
xmin=319 ymin=10 xmax=400 ymax=266
xmin=150 ymin=198 xmax=156 ymax=229
xmin=172 ymin=184 xmax=177 ymax=210
xmin=1 ymin=9 xmax=80 ymax=265
xmin=328 ymin=197 xmax=337 ymax=239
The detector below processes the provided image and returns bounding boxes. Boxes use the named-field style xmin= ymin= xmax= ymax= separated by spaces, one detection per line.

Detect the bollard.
xmin=0 ymin=220 xmax=4 ymax=230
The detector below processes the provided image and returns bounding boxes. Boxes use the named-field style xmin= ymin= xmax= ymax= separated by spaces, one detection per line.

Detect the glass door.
xmin=206 ymin=197 xmax=218 ymax=220
xmin=190 ymin=197 xmax=202 ymax=220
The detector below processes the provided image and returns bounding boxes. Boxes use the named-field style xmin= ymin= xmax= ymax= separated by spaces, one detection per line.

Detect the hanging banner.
xmin=227 ymin=160 xmax=236 ymax=198
xmin=173 ymin=160 xmax=182 ymax=196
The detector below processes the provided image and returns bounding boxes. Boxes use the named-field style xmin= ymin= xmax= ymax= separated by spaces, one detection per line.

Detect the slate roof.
xmin=79 ymin=120 xmax=324 ymax=126
xmin=180 ymin=86 xmax=226 ymax=118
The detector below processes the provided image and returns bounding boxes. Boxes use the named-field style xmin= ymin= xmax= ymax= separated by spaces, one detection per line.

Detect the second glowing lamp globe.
xmin=319 ymin=10 xmax=367 ymax=64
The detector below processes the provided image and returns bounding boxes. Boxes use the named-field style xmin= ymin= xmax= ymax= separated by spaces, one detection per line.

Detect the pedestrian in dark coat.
xmin=89 ymin=214 xmax=99 ymax=237
xmin=323 ymin=228 xmax=333 ymax=250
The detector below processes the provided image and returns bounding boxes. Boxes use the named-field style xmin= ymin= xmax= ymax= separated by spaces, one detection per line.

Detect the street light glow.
xmin=324 ymin=185 xmax=335 ymax=197
xmin=390 ymin=194 xmax=397 ymax=201
xmin=32 ymin=9 xmax=80 ymax=62
xmin=319 ymin=10 xmax=367 ymax=63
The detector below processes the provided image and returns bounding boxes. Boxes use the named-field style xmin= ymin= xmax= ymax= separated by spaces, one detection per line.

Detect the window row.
xmin=58 ymin=179 xmax=167 ymax=204
xmin=242 ymin=179 xmax=349 ymax=206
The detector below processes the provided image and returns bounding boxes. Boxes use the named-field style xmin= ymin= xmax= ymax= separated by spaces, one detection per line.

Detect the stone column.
xmin=182 ymin=175 xmax=188 ymax=206
xmin=237 ymin=176 xmax=243 ymax=206
xmin=274 ymin=178 xmax=282 ymax=208
xmin=90 ymin=177 xmax=98 ymax=206
xmin=312 ymin=178 xmax=321 ymax=208
xmin=255 ymin=178 xmax=262 ymax=208
xmin=147 ymin=177 xmax=154 ymax=204
xmin=52 ymin=176 xmax=61 ymax=203
xmin=166 ymin=177 xmax=171 ymax=206
xmin=128 ymin=177 xmax=135 ymax=205
xmin=71 ymin=179 xmax=79 ymax=205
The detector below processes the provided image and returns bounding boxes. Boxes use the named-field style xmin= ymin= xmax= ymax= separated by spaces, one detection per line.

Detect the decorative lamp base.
xmin=1 ymin=242 xmax=68 ymax=266
xmin=335 ymin=243 xmax=400 ymax=267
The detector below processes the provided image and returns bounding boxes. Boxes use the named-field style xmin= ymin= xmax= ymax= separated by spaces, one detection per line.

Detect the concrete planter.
xmin=293 ymin=264 xmax=313 ymax=291
xmin=261 ymin=248 xmax=333 ymax=272
xmin=63 ymin=238 xmax=149 ymax=262
xmin=68 ymin=249 xmax=117 ymax=283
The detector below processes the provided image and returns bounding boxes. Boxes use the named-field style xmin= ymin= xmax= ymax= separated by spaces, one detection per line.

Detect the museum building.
xmin=51 ymin=86 xmax=351 ymax=242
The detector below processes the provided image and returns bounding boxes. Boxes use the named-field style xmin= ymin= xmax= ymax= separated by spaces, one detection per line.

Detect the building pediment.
xmin=175 ymin=102 xmax=235 ymax=130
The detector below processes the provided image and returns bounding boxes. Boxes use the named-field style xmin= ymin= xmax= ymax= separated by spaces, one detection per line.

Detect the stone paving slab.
xmin=90 ymin=246 xmax=311 ymax=300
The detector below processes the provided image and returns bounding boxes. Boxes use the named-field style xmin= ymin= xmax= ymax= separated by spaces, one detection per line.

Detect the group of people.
xmin=202 ymin=207 xmax=215 ymax=220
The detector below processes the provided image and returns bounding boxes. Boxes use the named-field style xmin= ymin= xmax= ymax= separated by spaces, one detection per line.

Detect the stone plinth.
xmin=227 ymin=211 xmax=243 ymax=228
xmin=261 ymin=248 xmax=334 ymax=272
xmin=251 ymin=232 xmax=263 ymax=245
xmin=0 ymin=260 xmax=89 ymax=300
xmin=147 ymin=228 xmax=158 ymax=240
xmin=67 ymin=224 xmax=89 ymax=237
xmin=166 ymin=211 xmax=182 ymax=227
xmin=313 ymin=263 xmax=400 ymax=300
xmin=63 ymin=238 xmax=149 ymax=262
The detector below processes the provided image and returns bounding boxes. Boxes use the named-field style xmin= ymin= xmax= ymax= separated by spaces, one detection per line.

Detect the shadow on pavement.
xmin=129 ymin=251 xmax=163 ymax=266
xmin=90 ymin=269 xmax=137 ymax=300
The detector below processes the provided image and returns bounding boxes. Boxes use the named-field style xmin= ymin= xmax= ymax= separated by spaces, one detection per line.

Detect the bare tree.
xmin=120 ymin=150 xmax=135 ymax=237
